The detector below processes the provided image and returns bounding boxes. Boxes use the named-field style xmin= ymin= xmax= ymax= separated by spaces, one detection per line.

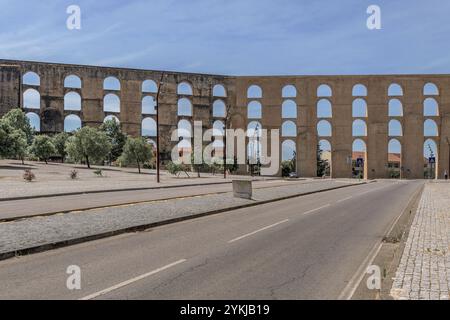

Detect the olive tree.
xmin=30 ymin=135 xmax=55 ymax=164
xmin=52 ymin=132 xmax=70 ymax=163
xmin=120 ymin=137 xmax=153 ymax=173
xmin=65 ymin=127 xmax=111 ymax=168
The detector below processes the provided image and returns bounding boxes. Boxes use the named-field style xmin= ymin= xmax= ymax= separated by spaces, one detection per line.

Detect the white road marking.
xmin=337 ymin=196 xmax=353 ymax=203
xmin=302 ymin=204 xmax=331 ymax=215
xmin=338 ymin=241 xmax=383 ymax=300
xmin=228 ymin=219 xmax=289 ymax=243
xmin=79 ymin=259 xmax=187 ymax=300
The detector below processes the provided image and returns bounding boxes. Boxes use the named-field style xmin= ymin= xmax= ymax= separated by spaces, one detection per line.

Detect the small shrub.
xmin=166 ymin=161 xmax=189 ymax=177
xmin=70 ymin=170 xmax=78 ymax=180
xmin=23 ymin=169 xmax=35 ymax=182
xmin=93 ymin=169 xmax=103 ymax=177
xmin=281 ymin=160 xmax=295 ymax=177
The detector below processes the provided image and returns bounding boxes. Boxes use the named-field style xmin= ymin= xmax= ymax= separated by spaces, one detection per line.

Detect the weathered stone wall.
xmin=1 ymin=59 xmax=449 ymax=179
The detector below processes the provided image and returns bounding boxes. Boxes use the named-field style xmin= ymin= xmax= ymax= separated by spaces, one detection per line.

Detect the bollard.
xmin=232 ymin=180 xmax=253 ymax=199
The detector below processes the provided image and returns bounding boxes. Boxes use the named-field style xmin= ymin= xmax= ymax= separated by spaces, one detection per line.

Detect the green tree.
xmin=9 ymin=130 xmax=28 ymax=164
xmin=65 ymin=127 xmax=111 ymax=168
xmin=119 ymin=137 xmax=153 ymax=173
xmin=0 ymin=120 xmax=28 ymax=162
xmin=52 ymin=132 xmax=70 ymax=163
xmin=100 ymin=119 xmax=126 ymax=164
xmin=2 ymin=108 xmax=34 ymax=144
xmin=30 ymin=135 xmax=56 ymax=164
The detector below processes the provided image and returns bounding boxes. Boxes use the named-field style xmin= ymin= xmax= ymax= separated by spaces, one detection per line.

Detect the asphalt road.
xmin=0 ymin=179 xmax=315 ymax=220
xmin=0 ymin=180 xmax=422 ymax=300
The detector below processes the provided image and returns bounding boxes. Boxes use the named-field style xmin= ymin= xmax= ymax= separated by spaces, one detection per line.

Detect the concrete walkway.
xmin=391 ymin=182 xmax=450 ymax=300
xmin=0 ymin=179 xmax=315 ymax=221
xmin=0 ymin=160 xmax=281 ymax=200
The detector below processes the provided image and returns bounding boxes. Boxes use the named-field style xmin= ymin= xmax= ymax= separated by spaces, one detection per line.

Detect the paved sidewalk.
xmin=0 ymin=180 xmax=362 ymax=258
xmin=1 ymin=160 xmax=279 ymax=200
xmin=391 ymin=183 xmax=450 ymax=300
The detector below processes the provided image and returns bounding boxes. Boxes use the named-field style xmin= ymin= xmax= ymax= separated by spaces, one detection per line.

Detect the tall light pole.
xmin=155 ymin=73 xmax=165 ymax=183
xmin=446 ymin=137 xmax=450 ymax=179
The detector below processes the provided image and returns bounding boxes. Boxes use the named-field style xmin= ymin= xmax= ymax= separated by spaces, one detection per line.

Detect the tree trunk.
xmin=44 ymin=159 xmax=48 ymax=164
xmin=137 ymin=161 xmax=141 ymax=174
xmin=21 ymin=157 xmax=25 ymax=165
xmin=86 ymin=156 xmax=90 ymax=169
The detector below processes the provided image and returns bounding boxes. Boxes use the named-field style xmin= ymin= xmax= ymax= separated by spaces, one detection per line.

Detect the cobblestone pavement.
xmin=0 ymin=180 xmax=359 ymax=256
xmin=391 ymin=183 xmax=450 ymax=300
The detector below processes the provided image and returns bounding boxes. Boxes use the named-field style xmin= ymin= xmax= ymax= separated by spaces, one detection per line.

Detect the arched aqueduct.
xmin=1 ymin=59 xmax=449 ymax=179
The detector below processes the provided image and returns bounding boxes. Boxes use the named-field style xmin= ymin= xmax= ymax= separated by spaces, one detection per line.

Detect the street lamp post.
xmin=155 ymin=73 xmax=165 ymax=183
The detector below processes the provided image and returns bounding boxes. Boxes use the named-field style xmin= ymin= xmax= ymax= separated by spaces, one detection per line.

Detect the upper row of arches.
xmin=22 ymin=72 xmax=227 ymax=97
xmin=245 ymin=83 xmax=441 ymax=98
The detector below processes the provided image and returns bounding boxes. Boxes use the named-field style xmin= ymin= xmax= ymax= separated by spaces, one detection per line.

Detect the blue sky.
xmin=1 ymin=0 xmax=450 ymax=75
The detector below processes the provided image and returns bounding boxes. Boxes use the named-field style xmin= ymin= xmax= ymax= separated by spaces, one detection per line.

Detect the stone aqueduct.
xmin=1 ymin=59 xmax=449 ymax=179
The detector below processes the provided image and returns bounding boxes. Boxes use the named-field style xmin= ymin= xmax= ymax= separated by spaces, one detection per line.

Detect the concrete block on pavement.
xmin=232 ymin=180 xmax=253 ymax=199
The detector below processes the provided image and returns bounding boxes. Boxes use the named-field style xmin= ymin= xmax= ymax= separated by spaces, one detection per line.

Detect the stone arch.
xmin=352 ymin=139 xmax=367 ymax=179
xmin=247 ymin=85 xmax=262 ymax=99
xmin=352 ymin=84 xmax=367 ymax=96
xmin=64 ymin=92 xmax=81 ymax=111
xmin=178 ymin=98 xmax=192 ymax=116
xmin=424 ymin=138 xmax=438 ymax=179
xmin=282 ymin=140 xmax=296 ymax=162
xmin=213 ymin=99 xmax=226 ymax=118
xmin=389 ymin=99 xmax=403 ymax=116
xmin=388 ymin=83 xmax=403 ymax=96
xmin=388 ymin=119 xmax=403 ymax=137
xmin=282 ymin=85 xmax=297 ymax=98
xmin=318 ymin=139 xmax=332 ymax=177
xmin=64 ymin=75 xmax=82 ymax=89
xmin=423 ymin=83 xmax=439 ymax=96
xmin=247 ymin=121 xmax=262 ymax=137
xmin=23 ymin=71 xmax=40 ymax=86
xmin=423 ymin=98 xmax=439 ymax=116
xmin=352 ymin=119 xmax=367 ymax=137
xmin=317 ymin=99 xmax=332 ymax=118
xmin=352 ymin=98 xmax=368 ymax=117
xmin=282 ymin=121 xmax=296 ymax=137
xmin=213 ymin=120 xmax=225 ymax=136
xmin=282 ymin=100 xmax=297 ymax=118
xmin=213 ymin=84 xmax=227 ymax=97
xmin=26 ymin=112 xmax=40 ymax=132
xmin=424 ymin=119 xmax=438 ymax=137
xmin=248 ymin=101 xmax=262 ymax=119
xmin=142 ymin=96 xmax=156 ymax=114
xmin=64 ymin=115 xmax=82 ymax=132
xmin=104 ymin=76 xmax=120 ymax=91
xmin=388 ymin=139 xmax=402 ymax=179
xmin=142 ymin=80 xmax=158 ymax=93
xmin=317 ymin=84 xmax=332 ymax=97
xmin=142 ymin=118 xmax=157 ymax=137
xmin=104 ymin=94 xmax=120 ymax=113
xmin=104 ymin=115 xmax=120 ymax=124
xmin=23 ymin=88 xmax=40 ymax=109
xmin=178 ymin=119 xmax=192 ymax=138
xmin=317 ymin=120 xmax=332 ymax=137
xmin=177 ymin=82 xmax=193 ymax=95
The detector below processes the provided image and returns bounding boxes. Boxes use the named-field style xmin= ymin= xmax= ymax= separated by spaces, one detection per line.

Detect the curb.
xmin=0 ymin=181 xmax=368 ymax=261
xmin=0 ymin=180 xmax=311 ymax=223
xmin=0 ymin=181 xmax=233 ymax=202
xmin=347 ymin=181 xmax=425 ymax=300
